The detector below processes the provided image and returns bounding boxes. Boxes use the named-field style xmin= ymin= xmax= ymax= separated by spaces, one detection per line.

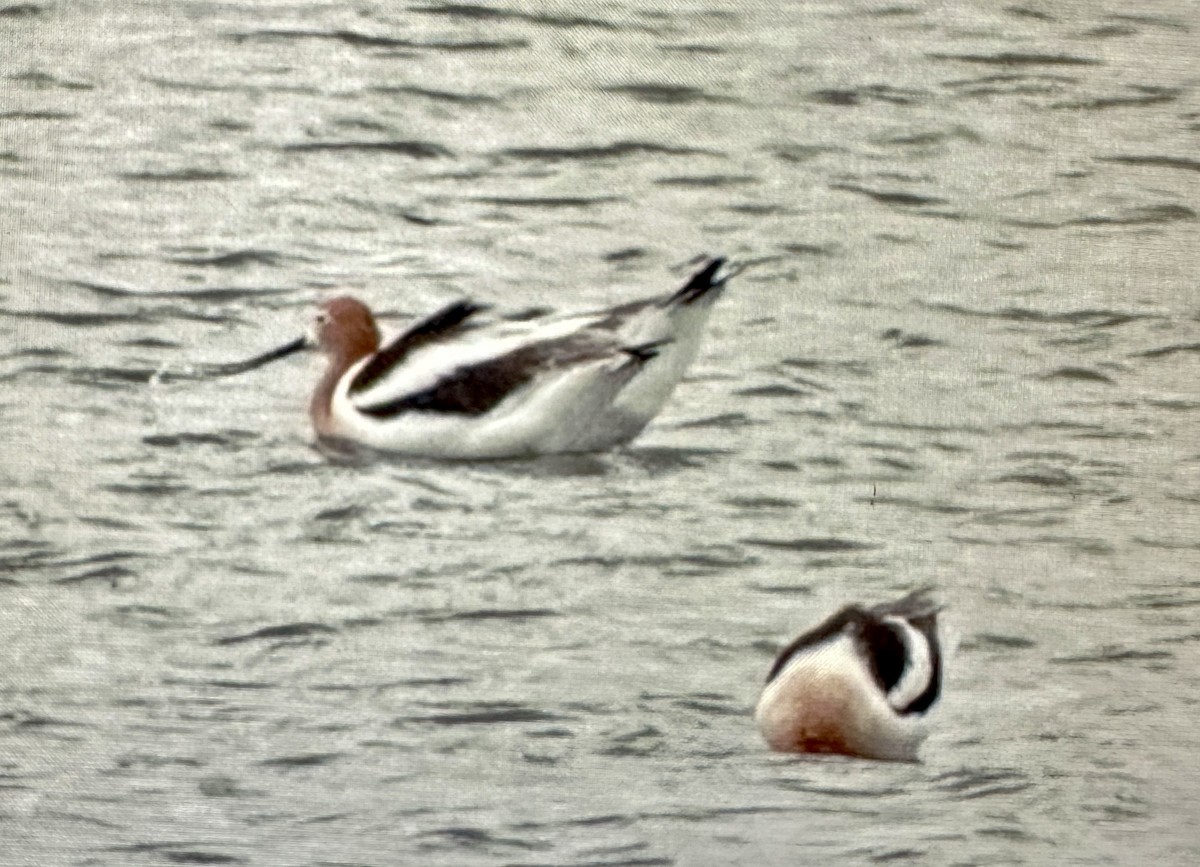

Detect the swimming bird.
xmin=755 ymin=590 xmax=942 ymax=761
xmin=249 ymin=257 xmax=732 ymax=458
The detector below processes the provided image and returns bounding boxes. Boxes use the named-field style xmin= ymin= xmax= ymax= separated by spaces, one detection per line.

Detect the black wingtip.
xmin=411 ymin=300 xmax=491 ymax=338
xmin=667 ymin=256 xmax=728 ymax=306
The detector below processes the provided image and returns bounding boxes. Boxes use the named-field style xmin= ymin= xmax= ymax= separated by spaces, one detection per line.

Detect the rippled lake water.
xmin=3 ymin=1 xmax=1200 ymax=864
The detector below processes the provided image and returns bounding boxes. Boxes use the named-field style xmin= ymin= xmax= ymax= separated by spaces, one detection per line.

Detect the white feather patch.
xmin=881 ymin=616 xmax=933 ymax=713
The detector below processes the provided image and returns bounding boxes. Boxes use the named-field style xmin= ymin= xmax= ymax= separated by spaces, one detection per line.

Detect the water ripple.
xmin=420 ymin=825 xmax=549 ymax=853
xmin=9 ymin=70 xmax=92 ymax=90
xmin=215 ymin=623 xmax=339 ymax=646
xmin=66 ymin=277 xmax=289 ymax=302
xmin=927 ymin=52 xmax=1101 ymax=67
xmin=1051 ymin=86 xmax=1180 ymax=111
xmin=166 ymin=250 xmax=286 ymax=268
xmin=55 ymin=564 xmax=136 ymax=587
xmin=415 ymin=608 xmax=559 ymax=623
xmin=396 ymin=703 xmax=569 ymax=726
xmin=931 ymin=767 xmax=1033 ymax=799
xmin=0 ymin=109 xmax=75 ymax=120
xmin=500 ymin=142 xmax=719 ymax=161
xmin=106 ymin=845 xmax=247 ymax=865
xmin=412 ymin=3 xmax=663 ymax=34
xmin=1051 ymin=647 xmax=1173 ymax=665
xmin=598 ymin=725 xmax=665 ymax=758
xmin=1132 ymin=341 xmax=1200 ymax=360
xmin=922 ymin=302 xmax=1151 ymax=328
xmin=119 ymin=169 xmax=240 ymax=183
xmin=258 ymin=752 xmax=344 ymax=768
xmin=282 ymin=140 xmax=452 ymax=158
xmin=962 ymin=633 xmax=1037 ymax=651
xmin=0 ymin=4 xmax=42 ymax=18
xmin=473 ymin=195 xmax=621 ymax=209
xmin=1039 ymin=366 xmax=1115 ymax=384
xmin=601 ymin=83 xmax=731 ymax=105
xmin=1108 ymin=13 xmax=1189 ymax=30
xmin=0 ymin=307 xmax=148 ymax=327
xmin=655 ymin=174 xmax=755 ymax=188
xmin=740 ymin=536 xmax=877 ymax=553
xmin=142 ymin=431 xmax=260 ymax=450
xmin=810 ymin=86 xmax=927 ymax=106
xmin=228 ymin=28 xmax=414 ymax=49
xmin=374 ymin=84 xmax=500 ymax=104
xmin=1096 ymin=154 xmax=1200 ymax=173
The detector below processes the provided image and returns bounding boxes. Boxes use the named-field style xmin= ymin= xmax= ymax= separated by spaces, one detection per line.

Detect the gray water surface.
xmin=3 ymin=2 xmax=1199 ymax=864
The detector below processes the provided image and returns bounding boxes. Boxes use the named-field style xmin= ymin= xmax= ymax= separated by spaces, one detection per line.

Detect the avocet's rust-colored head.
xmin=313 ymin=296 xmax=381 ymax=363
xmin=309 ymin=296 xmax=381 ymax=438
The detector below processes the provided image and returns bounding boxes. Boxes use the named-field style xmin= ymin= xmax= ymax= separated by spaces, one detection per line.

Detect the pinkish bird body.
xmin=756 ymin=590 xmax=943 ymax=761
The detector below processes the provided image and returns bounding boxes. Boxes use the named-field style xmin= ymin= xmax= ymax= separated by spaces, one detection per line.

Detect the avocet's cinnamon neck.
xmin=756 ymin=590 xmax=943 ymax=762
xmin=305 ymin=257 xmax=732 ymax=459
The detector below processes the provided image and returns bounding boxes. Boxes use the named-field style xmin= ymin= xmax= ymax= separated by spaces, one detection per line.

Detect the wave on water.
xmin=500 ymin=142 xmax=721 ymax=161
xmin=282 ymin=140 xmax=452 ymax=158
xmin=396 ymin=702 xmax=569 ymax=726
xmin=410 ymin=2 xmax=665 ymax=35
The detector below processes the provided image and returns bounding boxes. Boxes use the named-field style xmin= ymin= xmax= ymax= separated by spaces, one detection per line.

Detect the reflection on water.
xmin=3 ymin=1 xmax=1199 ymax=864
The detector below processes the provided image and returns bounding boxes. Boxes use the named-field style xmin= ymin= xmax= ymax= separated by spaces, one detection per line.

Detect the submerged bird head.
xmin=312 ymin=296 xmax=382 ymax=364
xmin=756 ymin=590 xmax=944 ymax=761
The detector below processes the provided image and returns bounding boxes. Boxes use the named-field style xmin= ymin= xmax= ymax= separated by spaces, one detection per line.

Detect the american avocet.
xmin=755 ymin=590 xmax=942 ymax=761
xmin=246 ymin=257 xmax=732 ymax=459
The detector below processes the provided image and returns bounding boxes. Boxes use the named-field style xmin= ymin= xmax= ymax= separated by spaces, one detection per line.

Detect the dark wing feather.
xmin=356 ymin=337 xmax=608 ymax=418
xmin=349 ymin=300 xmax=488 ymax=396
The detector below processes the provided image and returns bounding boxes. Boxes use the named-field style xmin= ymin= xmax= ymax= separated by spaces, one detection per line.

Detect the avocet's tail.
xmin=663 ymin=256 xmax=728 ymax=307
